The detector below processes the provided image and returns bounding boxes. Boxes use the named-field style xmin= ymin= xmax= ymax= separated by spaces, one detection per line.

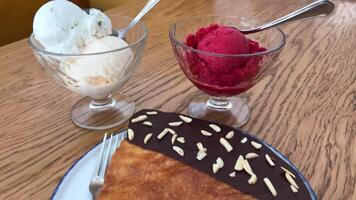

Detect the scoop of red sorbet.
xmin=184 ymin=24 xmax=266 ymax=96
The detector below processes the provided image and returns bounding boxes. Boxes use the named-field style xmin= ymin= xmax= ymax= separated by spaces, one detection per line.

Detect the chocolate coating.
xmin=128 ymin=109 xmax=315 ymax=200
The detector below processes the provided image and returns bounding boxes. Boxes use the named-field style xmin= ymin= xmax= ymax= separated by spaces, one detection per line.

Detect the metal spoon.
xmin=114 ymin=0 xmax=160 ymax=39
xmin=241 ymin=0 xmax=335 ymax=34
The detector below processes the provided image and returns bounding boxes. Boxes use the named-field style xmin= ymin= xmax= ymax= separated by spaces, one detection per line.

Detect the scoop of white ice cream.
xmin=33 ymin=0 xmax=113 ymax=54
xmin=84 ymin=9 xmax=112 ymax=39
xmin=61 ymin=36 xmax=133 ymax=98
xmin=33 ymin=0 xmax=87 ymax=53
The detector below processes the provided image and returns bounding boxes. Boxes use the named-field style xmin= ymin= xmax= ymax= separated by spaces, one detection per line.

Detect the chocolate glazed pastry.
xmin=99 ymin=109 xmax=316 ymax=200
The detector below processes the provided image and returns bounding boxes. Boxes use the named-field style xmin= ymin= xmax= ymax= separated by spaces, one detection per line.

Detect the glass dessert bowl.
xmin=169 ymin=15 xmax=286 ymax=127
xmin=30 ymin=15 xmax=147 ymax=130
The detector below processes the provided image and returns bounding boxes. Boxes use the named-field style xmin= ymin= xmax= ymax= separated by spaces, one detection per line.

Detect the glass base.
xmin=71 ymin=93 xmax=135 ymax=130
xmin=188 ymin=95 xmax=250 ymax=127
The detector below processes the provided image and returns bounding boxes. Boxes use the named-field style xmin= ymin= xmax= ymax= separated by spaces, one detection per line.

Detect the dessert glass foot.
xmin=188 ymin=95 xmax=250 ymax=127
xmin=71 ymin=93 xmax=135 ymax=130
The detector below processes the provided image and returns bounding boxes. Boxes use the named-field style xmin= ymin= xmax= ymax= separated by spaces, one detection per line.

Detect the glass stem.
xmin=90 ymin=95 xmax=115 ymax=110
xmin=207 ymin=96 xmax=232 ymax=110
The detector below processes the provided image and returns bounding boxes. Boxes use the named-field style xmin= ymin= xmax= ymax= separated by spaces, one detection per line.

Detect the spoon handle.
xmin=121 ymin=0 xmax=160 ymax=36
xmin=241 ymin=0 xmax=335 ymax=34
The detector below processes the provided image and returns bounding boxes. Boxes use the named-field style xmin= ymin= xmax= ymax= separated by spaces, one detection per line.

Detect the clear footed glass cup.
xmin=29 ymin=15 xmax=147 ymax=130
xmin=169 ymin=15 xmax=286 ymax=127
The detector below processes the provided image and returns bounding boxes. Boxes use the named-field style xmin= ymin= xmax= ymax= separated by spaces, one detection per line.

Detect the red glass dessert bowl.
xmin=169 ymin=15 xmax=286 ymax=127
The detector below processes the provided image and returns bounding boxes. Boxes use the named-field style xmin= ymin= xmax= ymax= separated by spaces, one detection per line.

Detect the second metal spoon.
xmin=241 ymin=0 xmax=335 ymax=34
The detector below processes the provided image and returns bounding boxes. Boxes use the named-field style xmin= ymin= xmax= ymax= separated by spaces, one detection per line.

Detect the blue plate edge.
xmin=50 ymin=130 xmax=127 ymax=200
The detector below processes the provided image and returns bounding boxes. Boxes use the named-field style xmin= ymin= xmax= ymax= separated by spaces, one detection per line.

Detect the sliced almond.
xmin=172 ymin=146 xmax=184 ymax=157
xmin=263 ymin=178 xmax=277 ymax=197
xmin=171 ymin=134 xmax=177 ymax=145
xmin=212 ymin=163 xmax=220 ymax=174
xmin=201 ymin=130 xmax=212 ymax=136
xmin=234 ymin=155 xmax=244 ymax=171
xmin=281 ymin=167 xmax=296 ymax=178
xmin=248 ymin=174 xmax=257 ymax=185
xmin=157 ymin=129 xmax=169 ymax=140
xmin=251 ymin=141 xmax=262 ymax=149
xmin=196 ymin=142 xmax=207 ymax=152
xmin=179 ymin=115 xmax=192 ymax=123
xmin=220 ymin=138 xmax=233 ymax=152
xmin=243 ymin=159 xmax=254 ymax=175
xmin=144 ymin=133 xmax=153 ymax=144
xmin=142 ymin=121 xmax=152 ymax=127
xmin=166 ymin=128 xmax=176 ymax=135
xmin=131 ymin=115 xmax=147 ymax=123
xmin=290 ymin=185 xmax=298 ymax=193
xmin=229 ymin=172 xmax=236 ymax=177
xmin=146 ymin=111 xmax=157 ymax=115
xmin=285 ymin=173 xmax=299 ymax=189
xmin=209 ymin=124 xmax=221 ymax=132
xmin=225 ymin=131 xmax=234 ymax=139
xmin=196 ymin=151 xmax=207 ymax=160
xmin=216 ymin=157 xmax=224 ymax=168
xmin=241 ymin=137 xmax=248 ymax=144
xmin=169 ymin=121 xmax=183 ymax=127
xmin=127 ymin=129 xmax=134 ymax=141
xmin=265 ymin=154 xmax=275 ymax=167
xmin=245 ymin=153 xmax=259 ymax=159
xmin=177 ymin=137 xmax=185 ymax=143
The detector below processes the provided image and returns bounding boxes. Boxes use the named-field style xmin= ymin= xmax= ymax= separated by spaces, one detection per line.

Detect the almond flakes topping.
xmin=263 ymin=178 xmax=277 ymax=197
xmin=241 ymin=137 xmax=248 ymax=144
xmin=234 ymin=155 xmax=244 ymax=171
xmin=248 ymin=174 xmax=257 ymax=185
xmin=146 ymin=111 xmax=157 ymax=115
xmin=157 ymin=129 xmax=169 ymax=140
xmin=216 ymin=157 xmax=224 ymax=168
xmin=265 ymin=154 xmax=275 ymax=167
xmin=285 ymin=173 xmax=299 ymax=189
xmin=143 ymin=121 xmax=152 ymax=127
xmin=169 ymin=121 xmax=183 ymax=127
xmin=196 ymin=142 xmax=207 ymax=152
xmin=144 ymin=133 xmax=153 ymax=144
xmin=243 ymin=159 xmax=254 ymax=175
xmin=245 ymin=153 xmax=259 ymax=159
xmin=281 ymin=166 xmax=296 ymax=178
xmin=177 ymin=137 xmax=185 ymax=143
xmin=131 ymin=115 xmax=147 ymax=123
xmin=172 ymin=146 xmax=184 ymax=157
xmin=220 ymin=138 xmax=233 ymax=152
xmin=290 ymin=185 xmax=299 ymax=193
xmin=209 ymin=124 xmax=221 ymax=132
xmin=201 ymin=130 xmax=212 ymax=136
xmin=171 ymin=134 xmax=177 ymax=145
xmin=212 ymin=163 xmax=220 ymax=174
xmin=229 ymin=172 xmax=236 ymax=177
xmin=179 ymin=115 xmax=192 ymax=123
xmin=225 ymin=131 xmax=234 ymax=139
xmin=251 ymin=141 xmax=262 ymax=149
xmin=196 ymin=151 xmax=207 ymax=160
xmin=127 ymin=129 xmax=134 ymax=141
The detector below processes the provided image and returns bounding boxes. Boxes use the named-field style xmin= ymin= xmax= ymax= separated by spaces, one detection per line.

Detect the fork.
xmin=89 ymin=133 xmax=120 ymax=199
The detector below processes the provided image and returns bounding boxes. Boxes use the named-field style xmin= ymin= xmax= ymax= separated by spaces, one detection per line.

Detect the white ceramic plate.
xmin=50 ymin=129 xmax=317 ymax=200
xmin=51 ymin=131 xmax=126 ymax=200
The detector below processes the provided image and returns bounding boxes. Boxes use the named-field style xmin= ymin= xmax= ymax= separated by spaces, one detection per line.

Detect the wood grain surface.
xmin=0 ymin=0 xmax=354 ymax=199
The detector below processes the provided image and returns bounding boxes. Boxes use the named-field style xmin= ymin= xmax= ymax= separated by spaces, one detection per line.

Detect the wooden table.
xmin=0 ymin=0 xmax=354 ymax=199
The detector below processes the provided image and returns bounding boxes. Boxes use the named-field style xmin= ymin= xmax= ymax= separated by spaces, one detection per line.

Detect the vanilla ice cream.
xmin=61 ymin=36 xmax=132 ymax=98
xmin=33 ymin=0 xmax=133 ymax=99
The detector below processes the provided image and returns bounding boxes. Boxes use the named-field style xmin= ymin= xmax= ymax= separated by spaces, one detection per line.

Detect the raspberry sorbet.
xmin=184 ymin=24 xmax=266 ymax=96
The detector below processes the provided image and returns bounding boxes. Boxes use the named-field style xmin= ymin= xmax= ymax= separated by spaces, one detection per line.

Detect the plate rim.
xmin=50 ymin=130 xmax=126 ymax=200
xmin=50 ymin=129 xmax=317 ymax=200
